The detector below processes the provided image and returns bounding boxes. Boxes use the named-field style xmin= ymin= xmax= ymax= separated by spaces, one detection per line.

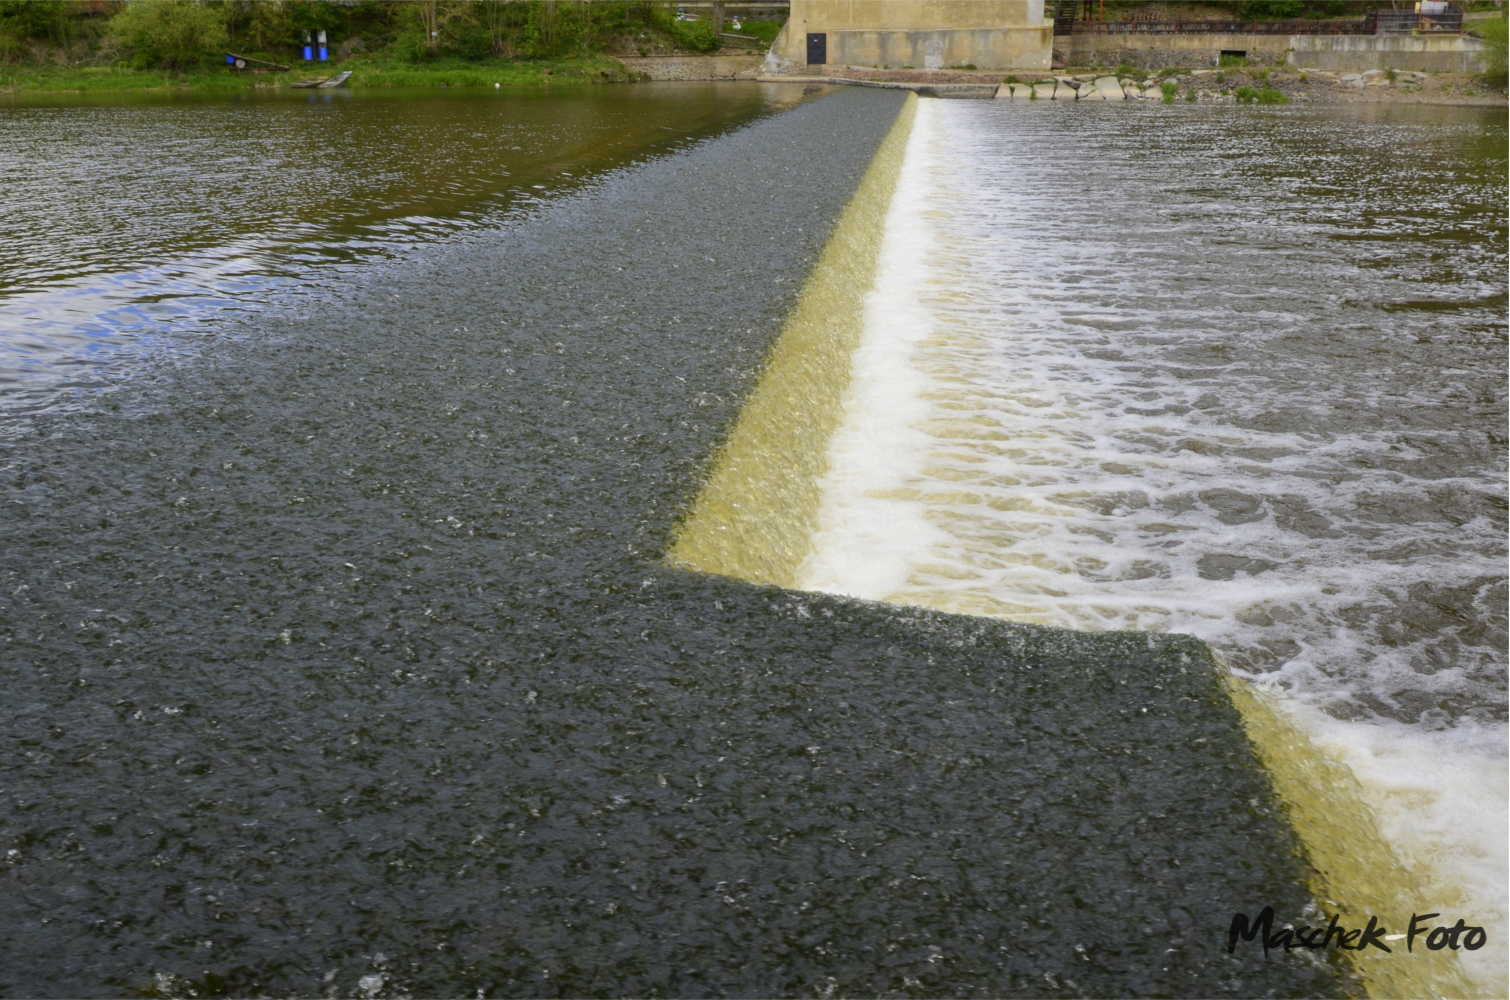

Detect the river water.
xmin=802 ymin=96 xmax=1507 ymax=992
xmin=0 ymin=84 xmax=803 ymax=420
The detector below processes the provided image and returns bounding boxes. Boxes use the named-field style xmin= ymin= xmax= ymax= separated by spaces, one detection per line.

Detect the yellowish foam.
xmin=664 ymin=93 xmax=917 ymax=587
xmin=1227 ymin=677 xmax=1479 ymax=1000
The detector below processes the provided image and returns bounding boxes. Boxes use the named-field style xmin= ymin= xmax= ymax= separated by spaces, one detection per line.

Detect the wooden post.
xmin=713 ymin=1 xmax=725 ymax=33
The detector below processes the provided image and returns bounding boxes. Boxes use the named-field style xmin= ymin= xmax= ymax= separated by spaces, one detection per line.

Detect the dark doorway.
xmin=807 ymin=32 xmax=827 ymax=66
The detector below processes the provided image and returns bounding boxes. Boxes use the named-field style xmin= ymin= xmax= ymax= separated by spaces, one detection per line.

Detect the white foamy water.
xmin=800 ymin=98 xmax=1507 ymax=993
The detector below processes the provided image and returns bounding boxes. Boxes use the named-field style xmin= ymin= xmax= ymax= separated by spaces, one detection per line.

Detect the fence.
xmin=1054 ymin=4 xmax=1464 ymax=38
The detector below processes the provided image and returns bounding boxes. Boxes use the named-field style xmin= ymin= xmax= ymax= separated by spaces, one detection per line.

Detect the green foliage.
xmin=111 ymin=0 xmax=228 ymax=70
xmin=1240 ymin=0 xmax=1304 ymax=18
xmin=1476 ymin=15 xmax=1507 ymax=86
xmin=1161 ymin=79 xmax=1177 ymax=103
xmin=0 ymin=0 xmax=72 ymax=42
xmin=1219 ymin=52 xmax=1247 ymax=67
xmin=665 ymin=16 xmax=717 ymax=53
xmin=1236 ymin=85 xmax=1290 ymax=104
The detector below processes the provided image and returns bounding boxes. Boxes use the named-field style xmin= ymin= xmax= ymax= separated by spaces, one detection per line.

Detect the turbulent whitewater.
xmin=800 ymin=97 xmax=1507 ymax=992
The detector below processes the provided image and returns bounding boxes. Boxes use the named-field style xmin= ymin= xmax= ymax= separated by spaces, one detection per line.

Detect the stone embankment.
xmin=618 ymin=53 xmax=764 ymax=80
xmin=756 ymin=64 xmax=1501 ymax=105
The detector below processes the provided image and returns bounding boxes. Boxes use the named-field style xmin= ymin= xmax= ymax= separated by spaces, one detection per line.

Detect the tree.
xmin=110 ymin=0 xmax=228 ymax=69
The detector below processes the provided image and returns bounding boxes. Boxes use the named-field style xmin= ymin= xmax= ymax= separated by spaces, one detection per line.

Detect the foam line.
xmin=665 ymin=94 xmax=917 ymax=587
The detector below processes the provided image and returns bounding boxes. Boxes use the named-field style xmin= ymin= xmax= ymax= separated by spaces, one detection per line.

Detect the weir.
xmin=667 ymin=94 xmax=1482 ymax=998
xmin=2 ymin=85 xmax=1495 ymax=998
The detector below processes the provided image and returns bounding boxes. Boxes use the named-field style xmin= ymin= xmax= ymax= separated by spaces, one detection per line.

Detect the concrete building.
xmin=770 ymin=1 xmax=1053 ymax=72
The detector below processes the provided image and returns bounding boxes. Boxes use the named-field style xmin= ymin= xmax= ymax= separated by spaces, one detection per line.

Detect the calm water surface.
xmin=0 ymin=83 xmax=811 ymax=417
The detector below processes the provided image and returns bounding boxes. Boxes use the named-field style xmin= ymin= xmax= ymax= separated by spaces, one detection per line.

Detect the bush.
xmin=667 ymin=17 xmax=718 ymax=53
xmin=1477 ymin=16 xmax=1507 ymax=87
xmin=1240 ymin=1 xmax=1304 ymax=18
xmin=110 ymin=0 xmax=228 ymax=70
xmin=1161 ymin=79 xmax=1177 ymax=103
xmin=0 ymin=0 xmax=73 ymax=42
xmin=1236 ymin=85 xmax=1291 ymax=104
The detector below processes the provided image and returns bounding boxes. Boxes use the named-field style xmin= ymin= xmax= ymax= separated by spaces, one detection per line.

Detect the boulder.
xmin=1053 ymin=80 xmax=1078 ymax=100
xmin=1080 ymin=88 xmax=1106 ymax=101
xmin=1124 ymin=85 xmax=1143 ymax=99
xmin=994 ymin=83 xmax=1012 ymax=99
xmin=1033 ymin=81 xmax=1056 ymax=99
xmin=1095 ymin=75 xmax=1126 ymax=100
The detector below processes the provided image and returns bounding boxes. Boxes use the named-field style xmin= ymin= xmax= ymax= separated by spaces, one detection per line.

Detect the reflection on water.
xmin=0 ymin=84 xmax=811 ymax=417
xmin=801 ymin=96 xmax=1507 ymax=993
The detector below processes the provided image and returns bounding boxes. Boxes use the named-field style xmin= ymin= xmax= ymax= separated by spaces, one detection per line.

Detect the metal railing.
xmin=1053 ymin=3 xmax=1464 ymax=37
xmin=1369 ymin=5 xmax=1465 ymax=35
xmin=1058 ymin=18 xmax=1371 ymax=36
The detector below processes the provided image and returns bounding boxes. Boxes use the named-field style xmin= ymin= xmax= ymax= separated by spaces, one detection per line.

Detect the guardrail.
xmin=1053 ymin=3 xmax=1464 ymax=37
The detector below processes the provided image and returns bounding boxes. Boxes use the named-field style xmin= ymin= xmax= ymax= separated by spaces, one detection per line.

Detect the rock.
xmin=994 ymin=83 xmax=1013 ymax=100
xmin=1124 ymin=85 xmax=1143 ymax=99
xmin=1191 ymin=69 xmax=1214 ymax=76
xmin=1053 ymin=80 xmax=1078 ymax=100
xmin=1032 ymin=81 xmax=1056 ymax=100
xmin=1094 ymin=75 xmax=1125 ymax=100
xmin=1345 ymin=78 xmax=1364 ymax=89
xmin=1340 ymin=73 xmax=1362 ymax=82
xmin=1079 ymin=88 xmax=1106 ymax=101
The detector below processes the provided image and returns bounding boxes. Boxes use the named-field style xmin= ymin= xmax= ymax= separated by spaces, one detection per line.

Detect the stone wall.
xmin=1289 ymin=34 xmax=1490 ymax=73
xmin=617 ymin=54 xmax=765 ymax=80
xmin=1061 ymin=31 xmax=1490 ymax=73
xmin=1063 ymin=33 xmax=1292 ymax=70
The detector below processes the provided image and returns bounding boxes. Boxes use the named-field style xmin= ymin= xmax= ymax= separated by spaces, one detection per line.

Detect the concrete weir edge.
xmin=665 ymin=90 xmax=1479 ymax=1000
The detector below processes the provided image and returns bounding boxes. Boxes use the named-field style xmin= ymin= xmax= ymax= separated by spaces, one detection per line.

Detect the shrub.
xmin=0 ymin=0 xmax=73 ymax=44
xmin=1477 ymin=16 xmax=1507 ymax=88
xmin=667 ymin=17 xmax=717 ymax=53
xmin=110 ymin=0 xmax=228 ymax=70
xmin=1236 ymin=85 xmax=1290 ymax=104
xmin=1161 ymin=79 xmax=1177 ymax=102
xmin=1240 ymin=1 xmax=1304 ymax=18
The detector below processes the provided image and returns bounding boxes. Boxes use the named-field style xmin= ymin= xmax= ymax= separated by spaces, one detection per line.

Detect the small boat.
xmin=291 ymin=71 xmax=351 ymax=89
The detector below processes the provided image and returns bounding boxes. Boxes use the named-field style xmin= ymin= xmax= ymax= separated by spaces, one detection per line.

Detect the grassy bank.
xmin=1 ymin=54 xmax=638 ymax=96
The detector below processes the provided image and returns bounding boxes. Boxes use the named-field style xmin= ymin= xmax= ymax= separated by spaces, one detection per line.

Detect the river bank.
xmin=9 ymin=59 xmax=1505 ymax=106
xmin=764 ymin=64 xmax=1507 ymax=106
xmin=0 ymin=53 xmax=643 ymax=97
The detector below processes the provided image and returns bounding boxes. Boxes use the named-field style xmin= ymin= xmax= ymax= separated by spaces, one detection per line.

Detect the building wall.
xmin=775 ymin=1 xmax=1052 ymax=70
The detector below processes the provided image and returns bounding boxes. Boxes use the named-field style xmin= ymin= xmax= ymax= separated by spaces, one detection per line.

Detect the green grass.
xmin=0 ymin=53 xmax=635 ymax=96
xmin=1234 ymin=85 xmax=1291 ymax=105
xmin=729 ymin=19 xmax=782 ymax=44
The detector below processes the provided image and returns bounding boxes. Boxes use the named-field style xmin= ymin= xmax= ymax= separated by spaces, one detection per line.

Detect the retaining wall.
xmin=1062 ymin=30 xmax=1489 ymax=72
xmin=617 ymin=53 xmax=765 ymax=80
